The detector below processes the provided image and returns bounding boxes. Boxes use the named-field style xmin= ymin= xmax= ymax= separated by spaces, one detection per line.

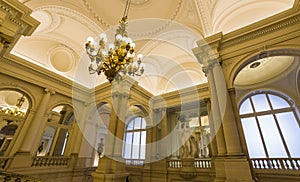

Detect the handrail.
xmin=250 ymin=158 xmax=300 ymax=171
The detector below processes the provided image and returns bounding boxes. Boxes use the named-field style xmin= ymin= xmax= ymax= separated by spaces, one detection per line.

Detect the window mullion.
xmin=250 ymin=97 xmax=269 ymax=158
xmin=266 ymin=94 xmax=291 ymax=158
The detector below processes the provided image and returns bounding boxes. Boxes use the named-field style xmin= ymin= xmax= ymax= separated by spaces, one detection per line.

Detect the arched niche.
xmin=0 ymin=89 xmax=30 ymax=156
xmin=232 ymin=50 xmax=300 ymax=103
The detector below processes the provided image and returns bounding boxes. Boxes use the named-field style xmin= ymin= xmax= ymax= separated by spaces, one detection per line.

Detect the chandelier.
xmin=0 ymin=95 xmax=26 ymax=117
xmin=85 ymin=0 xmax=144 ymax=83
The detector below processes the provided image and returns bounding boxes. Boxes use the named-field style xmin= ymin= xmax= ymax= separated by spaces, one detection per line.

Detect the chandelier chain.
xmin=123 ymin=0 xmax=132 ymax=18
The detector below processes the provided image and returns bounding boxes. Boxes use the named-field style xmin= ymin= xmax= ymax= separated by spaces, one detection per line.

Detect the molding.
xmin=194 ymin=0 xmax=212 ymax=36
xmin=2 ymin=0 xmax=40 ymax=36
xmin=152 ymin=83 xmax=210 ymax=109
xmin=1 ymin=54 xmax=91 ymax=102
xmin=34 ymin=5 xmax=102 ymax=35
xmin=83 ymin=0 xmax=184 ymax=38
xmin=222 ymin=8 xmax=300 ymax=48
xmin=82 ymin=0 xmax=110 ymax=29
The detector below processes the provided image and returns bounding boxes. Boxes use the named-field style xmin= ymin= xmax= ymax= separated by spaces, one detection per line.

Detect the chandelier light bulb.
xmin=116 ymin=34 xmax=122 ymax=40
xmin=87 ymin=36 xmax=94 ymax=42
xmin=108 ymin=43 xmax=115 ymax=50
xmin=137 ymin=54 xmax=143 ymax=59
xmin=131 ymin=52 xmax=136 ymax=58
xmin=101 ymin=50 xmax=108 ymax=56
xmin=127 ymin=38 xmax=133 ymax=43
xmin=130 ymin=43 xmax=135 ymax=48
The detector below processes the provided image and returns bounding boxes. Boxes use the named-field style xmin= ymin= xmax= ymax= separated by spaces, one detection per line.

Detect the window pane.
xmin=140 ymin=131 xmax=146 ymax=159
xmin=276 ymin=112 xmax=300 ymax=157
xmin=127 ymin=121 xmax=134 ymax=130
xmin=189 ymin=117 xmax=200 ymax=127
xmin=241 ymin=117 xmax=266 ymax=158
xmin=258 ymin=115 xmax=288 ymax=158
xmin=53 ymin=128 xmax=69 ymax=156
xmin=132 ymin=132 xmax=140 ymax=159
xmin=252 ymin=94 xmax=271 ymax=112
xmin=200 ymin=115 xmax=209 ymax=126
xmin=38 ymin=126 xmax=56 ymax=156
xmin=134 ymin=118 xmax=141 ymax=129
xmin=268 ymin=94 xmax=290 ymax=109
xmin=141 ymin=118 xmax=146 ymax=129
xmin=240 ymin=98 xmax=253 ymax=114
xmin=123 ymin=133 xmax=132 ymax=158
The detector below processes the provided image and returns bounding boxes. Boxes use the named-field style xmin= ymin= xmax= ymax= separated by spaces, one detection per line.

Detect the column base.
xmin=213 ymin=156 xmax=254 ymax=182
xmin=8 ymin=152 xmax=32 ymax=170
xmin=92 ymin=172 xmax=129 ymax=182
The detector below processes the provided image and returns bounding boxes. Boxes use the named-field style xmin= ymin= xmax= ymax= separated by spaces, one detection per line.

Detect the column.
xmin=228 ymin=88 xmax=250 ymax=156
xmin=160 ymin=108 xmax=167 ymax=157
xmin=149 ymin=108 xmax=168 ymax=182
xmin=19 ymin=88 xmax=55 ymax=154
xmin=204 ymin=98 xmax=217 ymax=157
xmin=202 ymin=61 xmax=226 ymax=156
xmin=8 ymin=109 xmax=36 ymax=156
xmin=9 ymin=88 xmax=55 ymax=169
xmin=93 ymin=77 xmax=134 ymax=182
xmin=224 ymin=88 xmax=245 ymax=155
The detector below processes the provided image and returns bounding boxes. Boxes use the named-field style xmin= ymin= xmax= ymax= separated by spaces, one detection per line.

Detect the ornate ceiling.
xmin=13 ymin=0 xmax=295 ymax=95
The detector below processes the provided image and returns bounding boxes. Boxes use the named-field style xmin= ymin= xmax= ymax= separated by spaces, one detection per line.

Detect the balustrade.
xmin=168 ymin=158 xmax=211 ymax=169
xmin=31 ymin=157 xmax=71 ymax=167
xmin=168 ymin=159 xmax=182 ymax=168
xmin=125 ymin=159 xmax=144 ymax=166
xmin=194 ymin=159 xmax=211 ymax=169
xmin=251 ymin=158 xmax=300 ymax=171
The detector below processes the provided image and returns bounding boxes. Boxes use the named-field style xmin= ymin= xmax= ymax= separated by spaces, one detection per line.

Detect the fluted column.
xmin=19 ymin=88 xmax=55 ymax=154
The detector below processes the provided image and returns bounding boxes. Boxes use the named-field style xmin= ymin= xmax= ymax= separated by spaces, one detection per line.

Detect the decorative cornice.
xmin=222 ymin=14 xmax=300 ymax=48
xmin=1 ymin=0 xmax=39 ymax=36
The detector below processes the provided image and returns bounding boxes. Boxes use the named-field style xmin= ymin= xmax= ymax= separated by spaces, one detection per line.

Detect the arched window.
xmin=239 ymin=91 xmax=300 ymax=158
xmin=123 ymin=117 xmax=146 ymax=160
xmin=38 ymin=105 xmax=74 ymax=156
